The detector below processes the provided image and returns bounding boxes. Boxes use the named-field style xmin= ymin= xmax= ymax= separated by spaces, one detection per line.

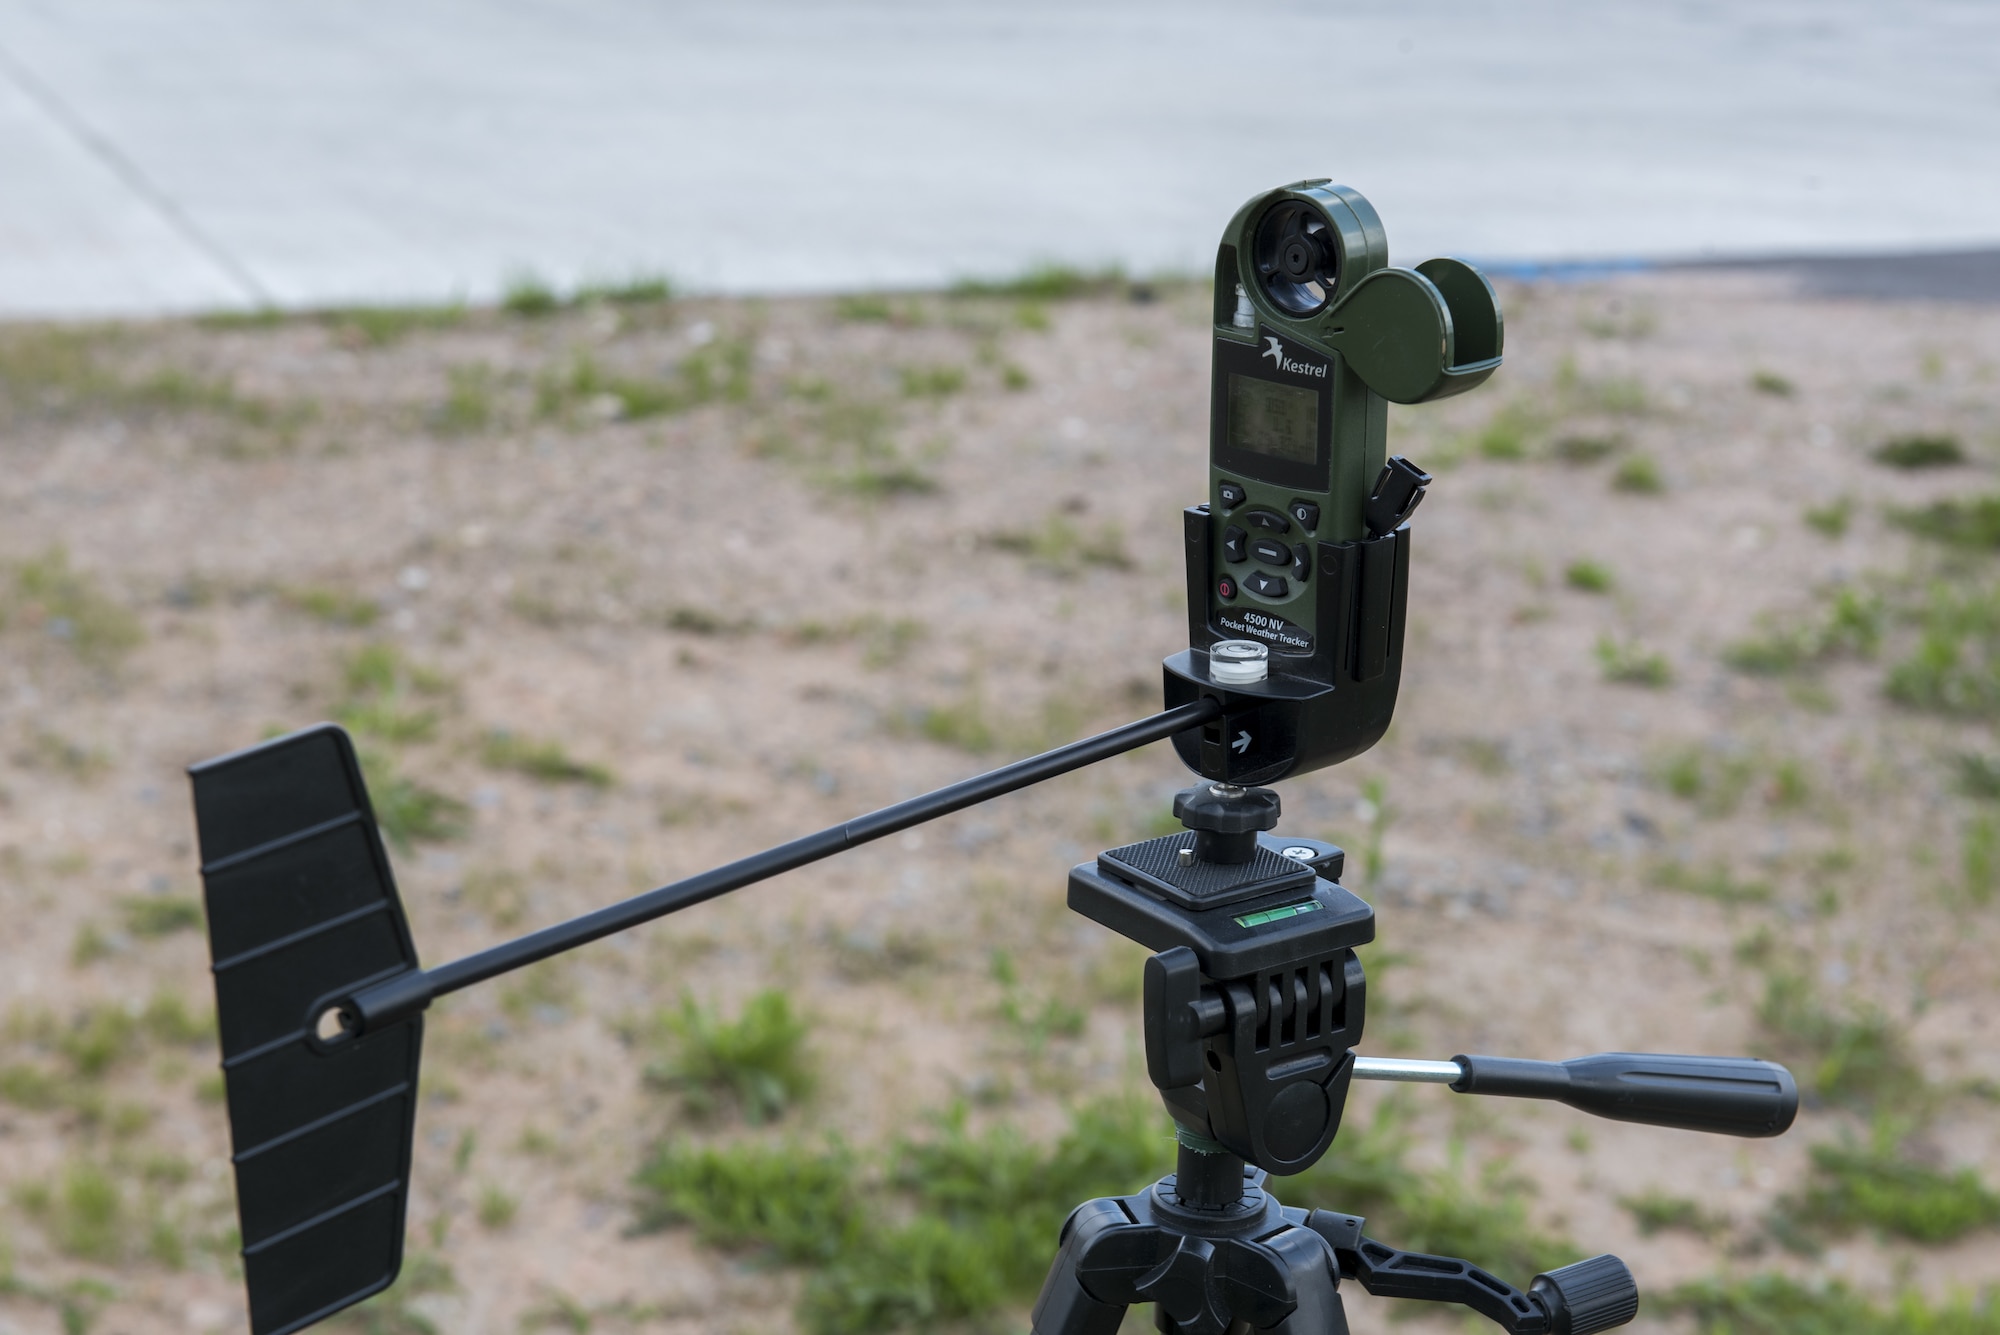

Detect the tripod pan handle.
xmin=1451 ymin=1052 xmax=1797 ymax=1138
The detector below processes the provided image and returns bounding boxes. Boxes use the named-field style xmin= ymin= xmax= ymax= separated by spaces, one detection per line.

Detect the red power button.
xmin=1217 ymin=577 xmax=1236 ymax=600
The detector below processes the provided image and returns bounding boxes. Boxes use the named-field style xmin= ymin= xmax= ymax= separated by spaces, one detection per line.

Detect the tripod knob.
xmin=1530 ymin=1255 xmax=1639 ymax=1335
xmin=1173 ymin=783 xmax=1281 ymax=864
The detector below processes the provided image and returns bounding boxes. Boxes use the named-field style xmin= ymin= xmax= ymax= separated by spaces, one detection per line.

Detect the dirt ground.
xmin=1 ymin=267 xmax=1997 ymax=1335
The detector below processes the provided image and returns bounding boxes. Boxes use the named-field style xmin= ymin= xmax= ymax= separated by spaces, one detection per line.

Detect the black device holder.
xmin=1173 ymin=458 xmax=1430 ymax=787
xmin=1041 ymin=781 xmax=1798 ymax=1335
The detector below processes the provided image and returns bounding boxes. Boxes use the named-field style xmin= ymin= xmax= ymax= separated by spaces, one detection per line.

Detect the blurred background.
xmin=3 ymin=5 xmax=1999 ymax=1335
xmin=3 ymin=0 xmax=1999 ymax=314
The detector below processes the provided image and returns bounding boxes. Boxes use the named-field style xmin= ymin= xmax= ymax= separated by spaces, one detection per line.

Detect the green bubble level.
xmin=1233 ymin=900 xmax=1324 ymax=929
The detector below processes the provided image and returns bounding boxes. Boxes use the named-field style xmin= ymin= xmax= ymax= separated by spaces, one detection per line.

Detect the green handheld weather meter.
xmin=1164 ymin=181 xmax=1504 ymax=785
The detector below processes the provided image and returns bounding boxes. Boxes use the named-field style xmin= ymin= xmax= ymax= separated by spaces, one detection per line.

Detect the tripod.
xmin=1034 ymin=781 xmax=1797 ymax=1335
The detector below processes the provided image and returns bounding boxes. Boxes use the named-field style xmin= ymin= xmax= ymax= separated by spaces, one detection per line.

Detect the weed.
xmin=476 ymin=1185 xmax=518 ymax=1229
xmin=980 ymin=513 xmax=1134 ymax=576
xmin=833 ymin=295 xmax=897 ymax=323
xmin=71 ymin=923 xmax=114 ymax=966
xmin=1475 ymin=404 xmax=1535 ymax=460
xmin=1873 ymin=434 xmax=1965 ymax=469
xmin=502 ymin=273 xmax=561 ymax=317
xmin=633 ymin=1137 xmax=862 ymax=1260
xmin=13 ymin=730 xmax=110 ymax=779
xmin=331 ymin=1251 xmax=456 ymax=1334
xmin=1724 ymin=588 xmax=1881 ymax=676
xmin=1595 ymin=636 xmax=1672 ymax=687
xmin=281 ymin=584 xmax=380 ymax=627
xmin=644 ymin=989 xmax=815 ymax=1124
xmin=118 ymin=895 xmax=203 ymax=938
xmin=1964 ymin=815 xmax=2000 ymax=906
xmin=1651 ymin=861 xmax=1774 ymax=905
xmin=320 ymin=303 xmax=466 ymax=348
xmin=357 ymin=749 xmax=467 ymax=849
xmin=1751 ymin=370 xmax=1795 ymax=397
xmin=1549 ymin=433 xmax=1621 ymax=464
xmin=337 ymin=643 xmax=451 ymax=742
xmin=1655 ymin=746 xmax=1755 ymax=812
xmin=1783 ymin=1131 xmax=2000 ymax=1243
xmin=831 ymin=457 xmax=938 ymax=497
xmin=1623 ymin=1188 xmax=1730 ymax=1238
xmin=479 ymin=731 xmax=613 ymax=788
xmin=435 ymin=363 xmax=497 ymax=434
xmin=661 ymin=604 xmax=752 ymax=636
xmin=1954 ymin=753 xmax=2000 ymax=800
xmin=914 ymin=692 xmax=996 ymax=753
xmin=17 ymin=1160 xmax=122 ymax=1261
xmin=1891 ymin=494 xmax=2000 ymax=549
xmin=1564 ymin=559 xmax=1614 ymax=593
xmin=1668 ymin=1273 xmax=2000 ymax=1335
xmin=898 ymin=364 xmax=966 ymax=398
xmin=1885 ymin=581 xmax=2000 ymax=717
xmin=1280 ymin=1100 xmax=1577 ymax=1278
xmin=0 ymin=547 xmax=144 ymax=669
xmin=573 ymin=275 xmax=672 ymax=305
xmin=1611 ymin=454 xmax=1664 ymax=494
xmin=1755 ymin=969 xmax=1917 ymax=1107
xmin=951 ymin=265 xmax=1124 ymax=301
xmin=1805 ymin=496 xmax=1855 ymax=537
xmin=1001 ymin=363 xmax=1032 ymax=391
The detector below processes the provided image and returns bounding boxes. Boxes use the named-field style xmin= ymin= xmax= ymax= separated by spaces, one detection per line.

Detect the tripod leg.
xmin=1032 ymin=1199 xmax=1132 ymax=1335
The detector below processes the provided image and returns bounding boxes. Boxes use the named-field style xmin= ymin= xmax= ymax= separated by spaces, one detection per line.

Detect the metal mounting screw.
xmin=1280 ymin=845 xmax=1317 ymax=862
xmin=1177 ymin=847 xmax=1194 ymax=869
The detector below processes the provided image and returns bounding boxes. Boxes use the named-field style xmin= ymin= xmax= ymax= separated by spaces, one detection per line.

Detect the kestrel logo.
xmin=1260 ymin=336 xmax=1328 ymax=379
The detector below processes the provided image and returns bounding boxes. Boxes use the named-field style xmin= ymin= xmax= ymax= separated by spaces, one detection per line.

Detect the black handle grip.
xmin=1450 ymin=1052 xmax=1798 ymax=1138
xmin=1531 ymin=1254 xmax=1639 ymax=1335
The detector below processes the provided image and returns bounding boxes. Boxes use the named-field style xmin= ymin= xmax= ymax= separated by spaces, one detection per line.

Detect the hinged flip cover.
xmin=190 ymin=724 xmax=423 ymax=1335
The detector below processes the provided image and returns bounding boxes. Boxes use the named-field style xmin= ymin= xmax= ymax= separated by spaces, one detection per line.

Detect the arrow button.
xmin=1231 ymin=731 xmax=1252 ymax=754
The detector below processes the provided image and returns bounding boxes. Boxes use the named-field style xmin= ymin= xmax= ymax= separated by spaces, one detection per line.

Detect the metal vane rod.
xmin=1353 ymin=1056 xmax=1463 ymax=1083
xmin=349 ymin=699 xmax=1223 ymax=1030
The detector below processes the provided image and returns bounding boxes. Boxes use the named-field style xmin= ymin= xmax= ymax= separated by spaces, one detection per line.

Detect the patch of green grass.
xmin=502 ymin=273 xmax=562 ymax=317
xmin=661 ymin=604 xmax=751 ymax=635
xmin=573 ymin=274 xmax=672 ymax=305
xmin=1782 ymin=1131 xmax=2000 ymax=1243
xmin=476 ymin=1185 xmax=518 ymax=1230
xmin=1891 ymin=494 xmax=2000 ymax=549
xmin=13 ymin=729 xmax=110 ymax=779
xmin=1475 ymin=403 xmax=1535 ymax=460
xmin=0 ymin=547 xmax=145 ymax=669
xmin=280 ymin=584 xmax=381 ymax=627
xmin=644 ymin=990 xmax=815 ymax=1124
xmin=434 ymin=363 xmax=497 ymax=434
xmin=1611 ymin=454 xmax=1664 ymax=494
xmin=1954 ymin=752 xmax=2000 ymax=800
xmin=1595 ymin=636 xmax=1671 ymax=687
xmin=336 ymin=643 xmax=452 ymax=742
xmin=950 ymin=264 xmax=1125 ymax=301
xmin=479 ymin=730 xmax=613 ymax=788
xmin=979 ymin=513 xmax=1134 ymax=577
xmin=913 ymin=692 xmax=996 ymax=753
xmin=1724 ymin=588 xmax=1882 ymax=677
xmin=16 ymin=1160 xmax=123 ymax=1262
xmin=1755 ymin=969 xmax=1918 ymax=1108
xmin=1885 ymin=581 xmax=2000 ymax=718
xmin=330 ymin=1251 xmax=456 ymax=1334
xmin=1669 ymin=1274 xmax=2000 ymax=1335
xmin=1805 ymin=496 xmax=1855 ymax=538
xmin=1621 ymin=1188 xmax=1730 ymax=1238
xmin=357 ymin=749 xmax=467 ymax=849
xmin=636 ymin=1097 xmax=1172 ymax=1335
xmin=1963 ymin=814 xmax=2000 ymax=906
xmin=1655 ymin=745 xmax=1756 ymax=814
xmin=1549 ymin=433 xmax=1622 ymax=464
xmin=1279 ymin=1099 xmax=1578 ymax=1279
xmin=1000 ymin=362 xmax=1032 ymax=391
xmin=783 ymin=614 xmax=925 ymax=668
xmin=1751 ymin=370 xmax=1795 ymax=397
xmin=1873 ymin=434 xmax=1966 ymax=469
xmin=321 ymin=303 xmax=467 ymax=347
xmin=1651 ymin=860 xmax=1774 ymax=905
xmin=1564 ymin=559 xmax=1614 ymax=593
xmin=898 ymin=364 xmax=966 ymax=398
xmin=118 ymin=895 xmax=203 ymax=938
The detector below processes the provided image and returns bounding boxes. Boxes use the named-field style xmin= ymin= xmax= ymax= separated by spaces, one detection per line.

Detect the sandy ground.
xmin=0 ymin=270 xmax=1997 ymax=1335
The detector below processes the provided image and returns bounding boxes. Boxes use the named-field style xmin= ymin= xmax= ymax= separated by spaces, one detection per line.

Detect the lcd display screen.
xmin=1227 ymin=374 xmax=1319 ymax=463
